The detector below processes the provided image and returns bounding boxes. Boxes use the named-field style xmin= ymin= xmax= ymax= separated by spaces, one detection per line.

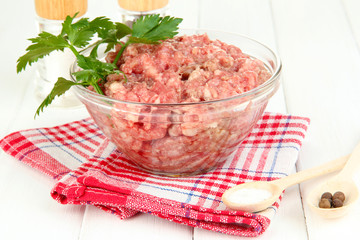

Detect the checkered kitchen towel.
xmin=0 ymin=113 xmax=310 ymax=237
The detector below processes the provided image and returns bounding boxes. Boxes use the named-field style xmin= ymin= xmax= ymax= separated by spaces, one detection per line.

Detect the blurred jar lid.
xmin=35 ymin=0 xmax=87 ymax=20
xmin=118 ymin=0 xmax=169 ymax=12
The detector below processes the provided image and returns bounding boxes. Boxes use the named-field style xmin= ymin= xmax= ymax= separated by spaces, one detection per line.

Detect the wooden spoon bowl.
xmin=222 ymin=180 xmax=283 ymax=212
xmin=307 ymin=141 xmax=360 ymax=218
xmin=307 ymin=178 xmax=359 ymax=218
xmin=222 ymin=156 xmax=348 ymax=212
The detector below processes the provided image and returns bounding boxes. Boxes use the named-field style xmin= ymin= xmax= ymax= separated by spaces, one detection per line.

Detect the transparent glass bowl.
xmin=71 ymin=30 xmax=281 ymax=177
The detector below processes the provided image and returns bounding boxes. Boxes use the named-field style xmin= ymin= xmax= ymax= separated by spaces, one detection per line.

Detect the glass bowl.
xmin=71 ymin=30 xmax=281 ymax=177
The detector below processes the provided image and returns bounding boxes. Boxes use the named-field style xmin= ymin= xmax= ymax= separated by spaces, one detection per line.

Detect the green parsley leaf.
xmin=62 ymin=16 xmax=93 ymax=48
xmin=89 ymin=22 xmax=132 ymax=58
xmin=90 ymin=16 xmax=117 ymax=39
xmin=74 ymin=55 xmax=125 ymax=94
xmin=16 ymin=32 xmax=68 ymax=73
xmin=131 ymin=14 xmax=182 ymax=43
xmin=35 ymin=77 xmax=82 ymax=117
xmin=115 ymin=22 xmax=133 ymax=39
xmin=131 ymin=14 xmax=162 ymax=39
xmin=112 ymin=15 xmax=182 ymax=63
xmin=17 ymin=14 xmax=183 ymax=117
xmin=73 ymin=53 xmax=126 ymax=95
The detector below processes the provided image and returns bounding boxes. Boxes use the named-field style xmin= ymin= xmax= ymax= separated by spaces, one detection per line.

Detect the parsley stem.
xmin=113 ymin=41 xmax=130 ymax=65
xmin=68 ymin=44 xmax=81 ymax=58
xmin=92 ymin=83 xmax=104 ymax=95
xmin=79 ymin=40 xmax=102 ymax=53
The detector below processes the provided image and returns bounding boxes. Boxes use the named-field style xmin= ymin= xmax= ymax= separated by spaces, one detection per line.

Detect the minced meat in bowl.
xmin=71 ymin=30 xmax=281 ymax=176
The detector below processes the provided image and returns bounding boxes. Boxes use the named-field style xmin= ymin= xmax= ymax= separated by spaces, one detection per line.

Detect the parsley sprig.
xmin=16 ymin=14 xmax=182 ymax=118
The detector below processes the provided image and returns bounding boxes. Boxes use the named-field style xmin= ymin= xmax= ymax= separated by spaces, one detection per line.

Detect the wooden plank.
xmin=80 ymin=207 xmax=192 ymax=240
xmin=0 ymin=0 xmax=91 ymax=238
xmin=0 ymin=2 xmax=34 ymax=137
xmin=271 ymin=0 xmax=360 ymax=239
xmin=195 ymin=0 xmax=307 ymax=239
xmin=198 ymin=0 xmax=287 ymax=114
xmin=0 ymin=63 xmax=89 ymax=240
xmin=343 ymin=0 xmax=360 ymax=48
xmin=194 ymin=177 xmax=307 ymax=240
xmin=78 ymin=1 xmax=197 ymax=239
xmin=0 ymin=154 xmax=86 ymax=240
xmin=0 ymin=80 xmax=88 ymax=240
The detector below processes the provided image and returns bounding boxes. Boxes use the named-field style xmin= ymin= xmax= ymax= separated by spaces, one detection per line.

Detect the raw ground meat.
xmin=105 ymin=34 xmax=270 ymax=104
xmin=88 ymin=34 xmax=272 ymax=176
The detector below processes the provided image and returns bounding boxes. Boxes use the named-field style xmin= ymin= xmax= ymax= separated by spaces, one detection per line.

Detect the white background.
xmin=1 ymin=0 xmax=360 ymax=239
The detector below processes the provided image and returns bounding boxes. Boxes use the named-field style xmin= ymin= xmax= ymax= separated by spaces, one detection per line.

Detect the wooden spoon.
xmin=307 ymin=142 xmax=360 ymax=218
xmin=222 ymin=155 xmax=348 ymax=213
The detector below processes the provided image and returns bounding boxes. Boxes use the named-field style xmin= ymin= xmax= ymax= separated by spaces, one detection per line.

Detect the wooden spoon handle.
xmin=337 ymin=141 xmax=360 ymax=179
xmin=273 ymin=155 xmax=349 ymax=189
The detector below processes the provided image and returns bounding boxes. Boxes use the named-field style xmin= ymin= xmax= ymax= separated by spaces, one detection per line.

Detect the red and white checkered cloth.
xmin=0 ymin=113 xmax=310 ymax=237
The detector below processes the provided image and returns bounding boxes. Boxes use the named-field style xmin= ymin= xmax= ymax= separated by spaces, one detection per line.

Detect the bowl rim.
xmin=71 ymin=29 xmax=282 ymax=107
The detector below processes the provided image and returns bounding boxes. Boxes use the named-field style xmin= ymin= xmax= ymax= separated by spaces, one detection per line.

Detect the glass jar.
xmin=117 ymin=0 xmax=169 ymax=27
xmin=33 ymin=0 xmax=88 ymax=108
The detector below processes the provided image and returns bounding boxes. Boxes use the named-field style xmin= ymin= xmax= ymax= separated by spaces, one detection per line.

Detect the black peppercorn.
xmin=319 ymin=198 xmax=331 ymax=208
xmin=318 ymin=191 xmax=346 ymax=209
xmin=333 ymin=191 xmax=345 ymax=202
xmin=332 ymin=198 xmax=343 ymax=208
xmin=321 ymin=192 xmax=332 ymax=200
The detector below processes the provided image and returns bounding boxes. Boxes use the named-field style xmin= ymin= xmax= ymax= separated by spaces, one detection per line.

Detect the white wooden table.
xmin=1 ymin=0 xmax=360 ymax=239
